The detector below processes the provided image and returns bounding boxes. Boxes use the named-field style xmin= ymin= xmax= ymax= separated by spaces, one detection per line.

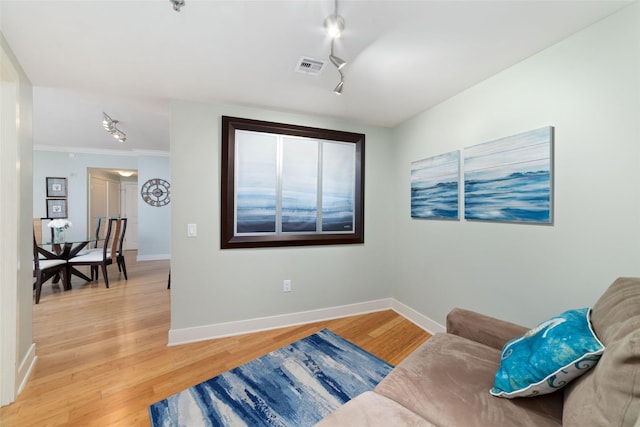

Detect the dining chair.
xmin=33 ymin=233 xmax=67 ymax=304
xmin=115 ymin=217 xmax=128 ymax=280
xmin=87 ymin=216 xmax=127 ymax=280
xmin=68 ymin=217 xmax=121 ymax=288
xmin=76 ymin=215 xmax=110 ymax=257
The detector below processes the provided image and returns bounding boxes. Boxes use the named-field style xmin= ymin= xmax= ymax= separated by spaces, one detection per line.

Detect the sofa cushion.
xmin=315 ymin=391 xmax=435 ymax=426
xmin=563 ymin=277 xmax=640 ymax=426
xmin=375 ymin=333 xmax=563 ymax=426
xmin=490 ymin=308 xmax=604 ymax=398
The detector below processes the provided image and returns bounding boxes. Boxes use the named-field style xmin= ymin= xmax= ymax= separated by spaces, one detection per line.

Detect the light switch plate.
xmin=187 ymin=223 xmax=197 ymax=237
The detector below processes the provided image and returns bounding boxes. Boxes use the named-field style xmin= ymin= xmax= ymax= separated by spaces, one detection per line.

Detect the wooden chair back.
xmin=117 ymin=218 xmax=127 ymax=254
xmin=109 ymin=218 xmax=121 ymax=258
xmin=33 ymin=218 xmax=43 ymax=243
xmin=32 ymin=231 xmax=41 ymax=269
xmin=93 ymin=216 xmax=105 ymax=248
xmin=33 ymin=218 xmax=54 ymax=243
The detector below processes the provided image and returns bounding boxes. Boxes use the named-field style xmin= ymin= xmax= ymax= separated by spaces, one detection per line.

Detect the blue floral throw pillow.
xmin=490 ymin=308 xmax=605 ymax=398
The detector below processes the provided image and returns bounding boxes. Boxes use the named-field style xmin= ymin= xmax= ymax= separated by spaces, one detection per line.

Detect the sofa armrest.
xmin=446 ymin=308 xmax=529 ymax=350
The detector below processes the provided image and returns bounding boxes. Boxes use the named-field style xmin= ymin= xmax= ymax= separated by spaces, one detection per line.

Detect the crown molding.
xmin=33 ymin=144 xmax=170 ymax=157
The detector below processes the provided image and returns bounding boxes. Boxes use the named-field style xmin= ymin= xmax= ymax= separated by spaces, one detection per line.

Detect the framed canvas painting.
xmin=464 ymin=126 xmax=554 ymax=224
xmin=221 ymin=116 xmax=365 ymax=249
xmin=46 ymin=198 xmax=67 ymax=219
xmin=46 ymin=177 xmax=67 ymax=198
xmin=411 ymin=151 xmax=460 ymax=220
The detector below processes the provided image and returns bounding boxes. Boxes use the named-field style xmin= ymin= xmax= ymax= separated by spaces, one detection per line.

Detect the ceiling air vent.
xmin=294 ymin=56 xmax=327 ymax=76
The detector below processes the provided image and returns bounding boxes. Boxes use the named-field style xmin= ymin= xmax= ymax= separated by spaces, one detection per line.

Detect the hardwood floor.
xmin=0 ymin=251 xmax=431 ymax=426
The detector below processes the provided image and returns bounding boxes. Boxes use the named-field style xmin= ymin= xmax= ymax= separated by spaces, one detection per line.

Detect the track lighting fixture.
xmin=170 ymin=0 xmax=185 ymax=12
xmin=325 ymin=0 xmax=347 ymax=94
xmin=329 ymin=50 xmax=347 ymax=70
xmin=102 ymin=112 xmax=126 ymax=143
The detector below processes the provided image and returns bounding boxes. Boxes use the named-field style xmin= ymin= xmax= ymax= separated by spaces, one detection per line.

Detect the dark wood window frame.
xmin=221 ymin=116 xmax=365 ymax=249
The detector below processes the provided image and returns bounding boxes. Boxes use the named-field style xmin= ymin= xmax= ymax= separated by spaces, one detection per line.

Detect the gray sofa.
xmin=317 ymin=277 xmax=640 ymax=426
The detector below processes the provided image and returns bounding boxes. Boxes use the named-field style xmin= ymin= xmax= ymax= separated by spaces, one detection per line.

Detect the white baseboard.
xmin=391 ymin=300 xmax=445 ymax=335
xmin=168 ymin=299 xmax=394 ymax=346
xmin=168 ymin=298 xmax=445 ymax=346
xmin=136 ymin=254 xmax=171 ymax=262
xmin=16 ymin=343 xmax=37 ymax=396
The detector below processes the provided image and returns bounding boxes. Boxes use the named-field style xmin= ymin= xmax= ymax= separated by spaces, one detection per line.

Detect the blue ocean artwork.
xmin=464 ymin=127 xmax=553 ymax=223
xmin=235 ymin=133 xmax=356 ymax=235
xmin=322 ymin=195 xmax=354 ymax=232
xmin=236 ymin=194 xmax=277 ymax=233
xmin=322 ymin=142 xmax=355 ymax=231
xmin=282 ymin=138 xmax=319 ymax=232
xmin=236 ymin=131 xmax=278 ymax=233
xmin=411 ymin=150 xmax=460 ymax=220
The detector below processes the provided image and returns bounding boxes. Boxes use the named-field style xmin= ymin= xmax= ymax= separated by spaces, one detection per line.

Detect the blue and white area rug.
xmin=149 ymin=329 xmax=393 ymax=426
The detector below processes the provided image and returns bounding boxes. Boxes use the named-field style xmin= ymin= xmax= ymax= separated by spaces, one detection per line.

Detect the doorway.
xmin=87 ymin=168 xmax=138 ymax=250
xmin=121 ymin=182 xmax=138 ymax=250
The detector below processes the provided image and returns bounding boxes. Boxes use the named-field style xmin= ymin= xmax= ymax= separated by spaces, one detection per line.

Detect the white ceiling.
xmin=0 ymin=0 xmax=632 ymax=153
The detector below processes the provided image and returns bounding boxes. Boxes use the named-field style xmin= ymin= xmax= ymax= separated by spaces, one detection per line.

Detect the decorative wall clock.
xmin=141 ymin=178 xmax=171 ymax=207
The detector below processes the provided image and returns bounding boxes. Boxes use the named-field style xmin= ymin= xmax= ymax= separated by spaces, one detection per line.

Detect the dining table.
xmin=37 ymin=237 xmax=101 ymax=290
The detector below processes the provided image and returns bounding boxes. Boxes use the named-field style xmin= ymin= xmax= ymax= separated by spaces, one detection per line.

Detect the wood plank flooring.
xmin=0 ymin=251 xmax=431 ymax=426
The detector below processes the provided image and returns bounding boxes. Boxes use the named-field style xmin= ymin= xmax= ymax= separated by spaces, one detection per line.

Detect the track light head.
xmin=324 ymin=14 xmax=344 ymax=38
xmin=170 ymin=0 xmax=185 ymax=12
xmin=112 ymin=130 xmax=126 ymax=142
xmin=334 ymin=79 xmax=344 ymax=95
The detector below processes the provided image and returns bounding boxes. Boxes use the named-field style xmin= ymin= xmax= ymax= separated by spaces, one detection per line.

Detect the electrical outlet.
xmin=283 ymin=279 xmax=292 ymax=292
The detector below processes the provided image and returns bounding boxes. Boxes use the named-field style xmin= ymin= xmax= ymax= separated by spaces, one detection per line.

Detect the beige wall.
xmin=391 ymin=3 xmax=640 ymax=327
xmin=169 ymin=101 xmax=394 ymax=332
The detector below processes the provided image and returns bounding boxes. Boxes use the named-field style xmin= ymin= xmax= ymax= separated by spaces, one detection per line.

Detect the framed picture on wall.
xmin=221 ymin=116 xmax=365 ymax=249
xmin=464 ymin=126 xmax=554 ymax=224
xmin=46 ymin=177 xmax=67 ymax=198
xmin=46 ymin=199 xmax=67 ymax=218
xmin=411 ymin=150 xmax=460 ymax=220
